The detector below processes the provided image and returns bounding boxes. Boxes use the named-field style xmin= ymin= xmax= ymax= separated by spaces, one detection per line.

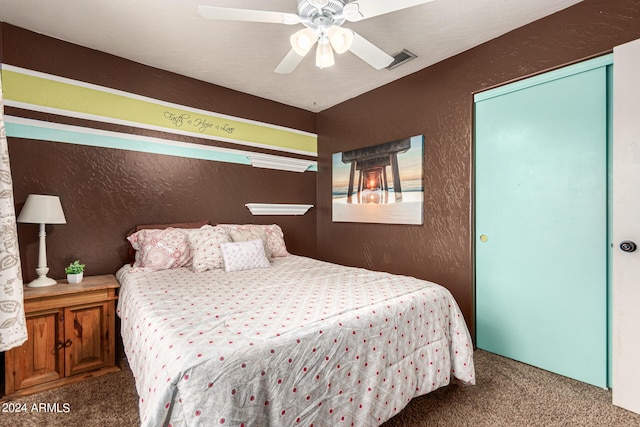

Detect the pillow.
xmin=220 ymin=239 xmax=271 ymax=273
xmin=219 ymin=225 xmax=272 ymax=259
xmin=127 ymin=228 xmax=191 ymax=272
xmin=187 ymin=225 xmax=232 ymax=273
xmin=262 ymin=224 xmax=289 ymax=257
xmin=218 ymin=224 xmax=289 ymax=258
xmin=125 ymin=220 xmax=210 ymax=264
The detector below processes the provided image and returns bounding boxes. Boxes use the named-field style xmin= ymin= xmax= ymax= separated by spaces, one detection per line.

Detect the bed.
xmin=116 ymin=224 xmax=475 ymax=427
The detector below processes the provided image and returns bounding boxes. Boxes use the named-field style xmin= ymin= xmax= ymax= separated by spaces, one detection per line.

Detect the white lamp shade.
xmin=328 ymin=27 xmax=354 ymax=54
xmin=316 ymin=37 xmax=335 ymax=69
xmin=290 ymin=28 xmax=317 ymax=56
xmin=17 ymin=194 xmax=66 ymax=224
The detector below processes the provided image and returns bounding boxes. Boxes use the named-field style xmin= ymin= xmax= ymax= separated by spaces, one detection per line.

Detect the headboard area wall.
xmin=1 ymin=23 xmax=318 ymax=282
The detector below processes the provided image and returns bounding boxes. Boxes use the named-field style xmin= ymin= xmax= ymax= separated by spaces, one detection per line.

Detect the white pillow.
xmin=220 ymin=239 xmax=271 ymax=273
xmin=188 ymin=225 xmax=232 ymax=273
xmin=218 ymin=224 xmax=289 ymax=257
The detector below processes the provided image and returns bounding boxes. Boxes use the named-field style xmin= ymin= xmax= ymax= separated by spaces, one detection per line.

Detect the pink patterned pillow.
xmin=127 ymin=228 xmax=191 ymax=272
xmin=220 ymin=239 xmax=271 ymax=273
xmin=218 ymin=224 xmax=289 ymax=258
xmin=187 ymin=225 xmax=232 ymax=273
xmin=262 ymin=224 xmax=289 ymax=257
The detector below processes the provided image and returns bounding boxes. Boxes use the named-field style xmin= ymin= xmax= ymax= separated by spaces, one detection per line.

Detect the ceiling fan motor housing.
xmin=298 ymin=0 xmax=347 ymax=30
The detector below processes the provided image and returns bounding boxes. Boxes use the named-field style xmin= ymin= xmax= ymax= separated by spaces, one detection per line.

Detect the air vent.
xmin=386 ymin=49 xmax=417 ymax=70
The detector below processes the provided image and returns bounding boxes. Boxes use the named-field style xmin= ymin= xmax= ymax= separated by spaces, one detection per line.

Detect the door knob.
xmin=620 ymin=241 xmax=637 ymax=253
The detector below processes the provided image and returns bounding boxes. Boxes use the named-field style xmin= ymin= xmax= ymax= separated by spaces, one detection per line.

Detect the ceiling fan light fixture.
xmin=328 ymin=26 xmax=353 ymax=54
xmin=290 ymin=28 xmax=317 ymax=56
xmin=315 ymin=37 xmax=335 ymax=69
xmin=199 ymin=0 xmax=428 ymax=74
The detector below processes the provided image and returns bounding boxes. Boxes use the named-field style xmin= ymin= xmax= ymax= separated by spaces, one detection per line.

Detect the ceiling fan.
xmin=197 ymin=0 xmax=434 ymax=73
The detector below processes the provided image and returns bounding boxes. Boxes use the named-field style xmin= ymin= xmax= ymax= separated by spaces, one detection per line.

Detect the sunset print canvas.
xmin=332 ymin=135 xmax=424 ymax=224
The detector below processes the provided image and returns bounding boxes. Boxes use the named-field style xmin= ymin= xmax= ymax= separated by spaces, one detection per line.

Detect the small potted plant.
xmin=65 ymin=260 xmax=85 ymax=284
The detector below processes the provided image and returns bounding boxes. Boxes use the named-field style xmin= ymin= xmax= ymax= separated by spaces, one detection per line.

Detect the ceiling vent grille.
xmin=386 ymin=49 xmax=417 ymax=70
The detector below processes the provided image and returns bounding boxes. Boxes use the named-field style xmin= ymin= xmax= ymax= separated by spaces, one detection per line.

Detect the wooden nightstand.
xmin=3 ymin=274 xmax=120 ymax=400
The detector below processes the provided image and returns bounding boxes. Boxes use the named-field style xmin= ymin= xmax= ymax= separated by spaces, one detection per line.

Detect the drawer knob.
xmin=57 ymin=339 xmax=73 ymax=349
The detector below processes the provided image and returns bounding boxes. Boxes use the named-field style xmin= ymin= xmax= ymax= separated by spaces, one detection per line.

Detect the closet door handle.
xmin=620 ymin=241 xmax=637 ymax=253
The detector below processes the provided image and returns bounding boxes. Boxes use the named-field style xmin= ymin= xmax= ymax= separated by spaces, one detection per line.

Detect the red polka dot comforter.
xmin=116 ymin=255 xmax=475 ymax=427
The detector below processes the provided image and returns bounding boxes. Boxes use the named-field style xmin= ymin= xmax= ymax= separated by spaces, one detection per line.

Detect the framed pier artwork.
xmin=332 ymin=135 xmax=424 ymax=225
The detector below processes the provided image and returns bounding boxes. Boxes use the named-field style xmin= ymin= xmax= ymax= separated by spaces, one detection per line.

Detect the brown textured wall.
xmin=2 ymin=24 xmax=317 ymax=281
xmin=4 ymin=0 xmax=640 ymax=334
xmin=316 ymin=0 xmax=640 ymax=336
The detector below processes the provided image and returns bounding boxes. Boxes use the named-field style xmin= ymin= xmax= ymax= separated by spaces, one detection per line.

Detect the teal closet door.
xmin=475 ymin=60 xmax=608 ymax=388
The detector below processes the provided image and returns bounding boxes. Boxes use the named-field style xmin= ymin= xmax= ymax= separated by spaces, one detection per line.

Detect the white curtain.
xmin=0 ymin=70 xmax=27 ymax=351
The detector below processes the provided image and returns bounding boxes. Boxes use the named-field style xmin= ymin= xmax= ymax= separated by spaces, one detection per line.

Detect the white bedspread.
xmin=116 ymin=255 xmax=475 ymax=427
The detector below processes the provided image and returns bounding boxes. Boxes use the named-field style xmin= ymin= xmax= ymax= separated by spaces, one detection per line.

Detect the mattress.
xmin=116 ymin=255 xmax=475 ymax=426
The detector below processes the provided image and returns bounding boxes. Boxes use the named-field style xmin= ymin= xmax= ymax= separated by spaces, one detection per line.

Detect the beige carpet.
xmin=3 ymin=350 xmax=639 ymax=426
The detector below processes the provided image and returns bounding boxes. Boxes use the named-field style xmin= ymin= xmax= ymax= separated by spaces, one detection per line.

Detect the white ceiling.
xmin=0 ymin=0 xmax=583 ymax=112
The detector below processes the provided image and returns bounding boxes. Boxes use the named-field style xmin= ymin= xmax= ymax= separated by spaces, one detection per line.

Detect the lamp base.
xmin=27 ymin=276 xmax=58 ymax=288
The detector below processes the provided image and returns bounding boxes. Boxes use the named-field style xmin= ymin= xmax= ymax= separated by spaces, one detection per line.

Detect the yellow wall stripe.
xmin=1 ymin=65 xmax=317 ymax=156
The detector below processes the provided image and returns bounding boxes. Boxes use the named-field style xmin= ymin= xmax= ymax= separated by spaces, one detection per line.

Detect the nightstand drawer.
xmin=24 ymin=288 xmax=115 ymax=313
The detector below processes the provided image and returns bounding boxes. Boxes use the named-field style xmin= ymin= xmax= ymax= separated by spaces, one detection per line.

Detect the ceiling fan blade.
xmin=343 ymin=0 xmax=435 ymax=22
xmin=197 ymin=6 xmax=301 ymax=25
xmin=275 ymin=49 xmax=307 ymax=74
xmin=348 ymin=31 xmax=394 ymax=70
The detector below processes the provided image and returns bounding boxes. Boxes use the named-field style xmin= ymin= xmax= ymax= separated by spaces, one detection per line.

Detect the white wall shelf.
xmin=247 ymin=153 xmax=315 ymax=172
xmin=245 ymin=203 xmax=313 ymax=216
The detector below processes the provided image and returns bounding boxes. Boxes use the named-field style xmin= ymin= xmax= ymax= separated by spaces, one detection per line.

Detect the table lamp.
xmin=17 ymin=194 xmax=67 ymax=287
